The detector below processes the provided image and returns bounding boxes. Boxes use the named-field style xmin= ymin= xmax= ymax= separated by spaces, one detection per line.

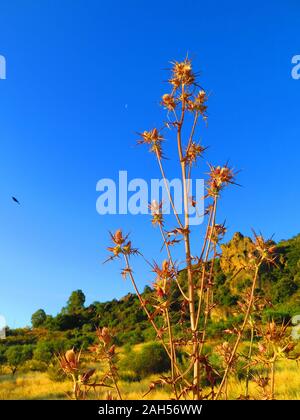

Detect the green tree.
xmin=33 ymin=341 xmax=53 ymax=363
xmin=31 ymin=309 xmax=47 ymax=328
xmin=6 ymin=345 xmax=33 ymax=375
xmin=272 ymin=277 xmax=298 ymax=303
xmin=66 ymin=290 xmax=85 ymax=314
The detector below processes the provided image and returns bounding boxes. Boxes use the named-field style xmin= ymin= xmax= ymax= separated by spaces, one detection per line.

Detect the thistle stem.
xmin=215 ymin=264 xmax=261 ymax=399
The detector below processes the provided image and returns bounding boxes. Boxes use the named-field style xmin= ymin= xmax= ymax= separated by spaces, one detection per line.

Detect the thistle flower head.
xmin=138 ymin=128 xmax=164 ymax=158
xmin=161 ymin=93 xmax=176 ymax=111
xmin=96 ymin=327 xmax=112 ymax=345
xmin=59 ymin=348 xmax=80 ymax=374
xmin=252 ymin=232 xmax=277 ymax=265
xmin=152 ymin=260 xmax=176 ymax=301
xmin=208 ymin=223 xmax=227 ymax=244
xmin=170 ymin=59 xmax=195 ymax=87
xmin=112 ymin=229 xmax=125 ymax=245
xmin=244 ymin=232 xmax=278 ymax=270
xmin=153 ymin=281 xmax=168 ymax=300
xmin=207 ymin=164 xmax=236 ymax=197
xmin=153 ymin=260 xmax=176 ymax=282
xmin=185 ymin=142 xmax=205 ymax=165
xmin=187 ymin=90 xmax=208 ymax=116
xmin=107 ymin=231 xmax=138 ymax=261
xmin=149 ymin=200 xmax=163 ymax=226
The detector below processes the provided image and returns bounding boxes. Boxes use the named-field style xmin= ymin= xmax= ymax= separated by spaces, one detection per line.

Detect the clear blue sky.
xmin=0 ymin=0 xmax=299 ymax=327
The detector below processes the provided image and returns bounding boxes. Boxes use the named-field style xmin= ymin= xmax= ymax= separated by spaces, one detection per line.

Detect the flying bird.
xmin=12 ymin=196 xmax=21 ymax=205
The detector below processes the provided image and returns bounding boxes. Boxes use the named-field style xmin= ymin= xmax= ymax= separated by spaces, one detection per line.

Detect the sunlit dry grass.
xmin=226 ymin=359 xmax=300 ymax=400
xmin=0 ymin=371 xmax=171 ymax=400
xmin=0 ymin=372 xmax=70 ymax=400
xmin=0 ymin=359 xmax=299 ymax=400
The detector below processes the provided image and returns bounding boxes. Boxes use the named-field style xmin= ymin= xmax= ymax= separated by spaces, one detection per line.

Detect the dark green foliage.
xmin=271 ymin=277 xmax=298 ymax=303
xmin=33 ymin=341 xmax=53 ymax=363
xmin=5 ymin=344 xmax=34 ymax=374
xmin=31 ymin=309 xmax=47 ymax=328
xmin=33 ymin=339 xmax=68 ymax=363
xmin=262 ymin=309 xmax=291 ymax=323
xmin=51 ymin=313 xmax=85 ymax=331
xmin=214 ymin=265 xmax=238 ymax=306
xmin=0 ymin=345 xmax=7 ymax=365
xmin=117 ymin=330 xmax=144 ymax=346
xmin=65 ymin=289 xmax=86 ymax=314
xmin=121 ymin=342 xmax=170 ymax=378
xmin=141 ymin=327 xmax=157 ymax=342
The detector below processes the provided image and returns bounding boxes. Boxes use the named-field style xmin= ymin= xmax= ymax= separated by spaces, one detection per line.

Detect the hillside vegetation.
xmin=1 ymin=232 xmax=300 ymax=381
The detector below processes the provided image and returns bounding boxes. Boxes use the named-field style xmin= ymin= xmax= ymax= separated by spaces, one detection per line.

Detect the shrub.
xmin=121 ymin=343 xmax=170 ymax=378
xmin=81 ymin=323 xmax=93 ymax=333
xmin=23 ymin=359 xmax=48 ymax=372
xmin=0 ymin=345 xmax=7 ymax=365
xmin=272 ymin=278 xmax=298 ymax=303
xmin=33 ymin=341 xmax=54 ymax=363
xmin=262 ymin=309 xmax=291 ymax=324
xmin=119 ymin=371 xmax=141 ymax=382
xmin=117 ymin=330 xmax=144 ymax=345
xmin=6 ymin=344 xmax=34 ymax=375
xmin=47 ymin=362 xmax=66 ymax=382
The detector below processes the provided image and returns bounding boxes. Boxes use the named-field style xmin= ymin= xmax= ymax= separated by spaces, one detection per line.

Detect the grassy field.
xmin=0 ymin=372 xmax=170 ymax=400
xmin=227 ymin=359 xmax=300 ymax=400
xmin=0 ymin=358 xmax=299 ymax=400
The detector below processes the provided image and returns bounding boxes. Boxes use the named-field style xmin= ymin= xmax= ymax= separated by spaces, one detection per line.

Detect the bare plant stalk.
xmin=123 ymin=254 xmax=172 ymax=359
xmin=158 ymin=214 xmax=189 ymax=302
xmin=215 ymin=264 xmax=261 ymax=399
xmin=165 ymin=309 xmax=179 ymax=399
xmin=71 ymin=374 xmax=79 ymax=400
xmin=156 ymin=152 xmax=183 ymax=229
xmin=108 ymin=359 xmax=123 ymax=400
xmin=245 ymin=318 xmax=254 ymax=397
xmin=177 ymin=84 xmax=199 ymax=398
xmin=270 ymin=355 xmax=276 ymax=400
xmin=199 ymin=244 xmax=217 ymax=357
xmin=196 ymin=199 xmax=217 ymax=329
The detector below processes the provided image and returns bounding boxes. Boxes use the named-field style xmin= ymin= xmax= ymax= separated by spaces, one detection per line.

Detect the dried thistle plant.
xmin=105 ymin=58 xmax=294 ymax=400
xmin=58 ymin=348 xmax=102 ymax=400
xmin=89 ymin=327 xmax=123 ymax=400
xmin=58 ymin=328 xmax=122 ymax=400
xmin=252 ymin=320 xmax=299 ymax=399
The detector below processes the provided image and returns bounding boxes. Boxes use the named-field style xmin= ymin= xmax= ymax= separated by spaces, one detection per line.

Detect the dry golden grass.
xmin=226 ymin=359 xmax=300 ymax=400
xmin=0 ymin=372 xmax=70 ymax=400
xmin=0 ymin=341 xmax=299 ymax=400
xmin=0 ymin=358 xmax=299 ymax=400
xmin=0 ymin=371 xmax=171 ymax=400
